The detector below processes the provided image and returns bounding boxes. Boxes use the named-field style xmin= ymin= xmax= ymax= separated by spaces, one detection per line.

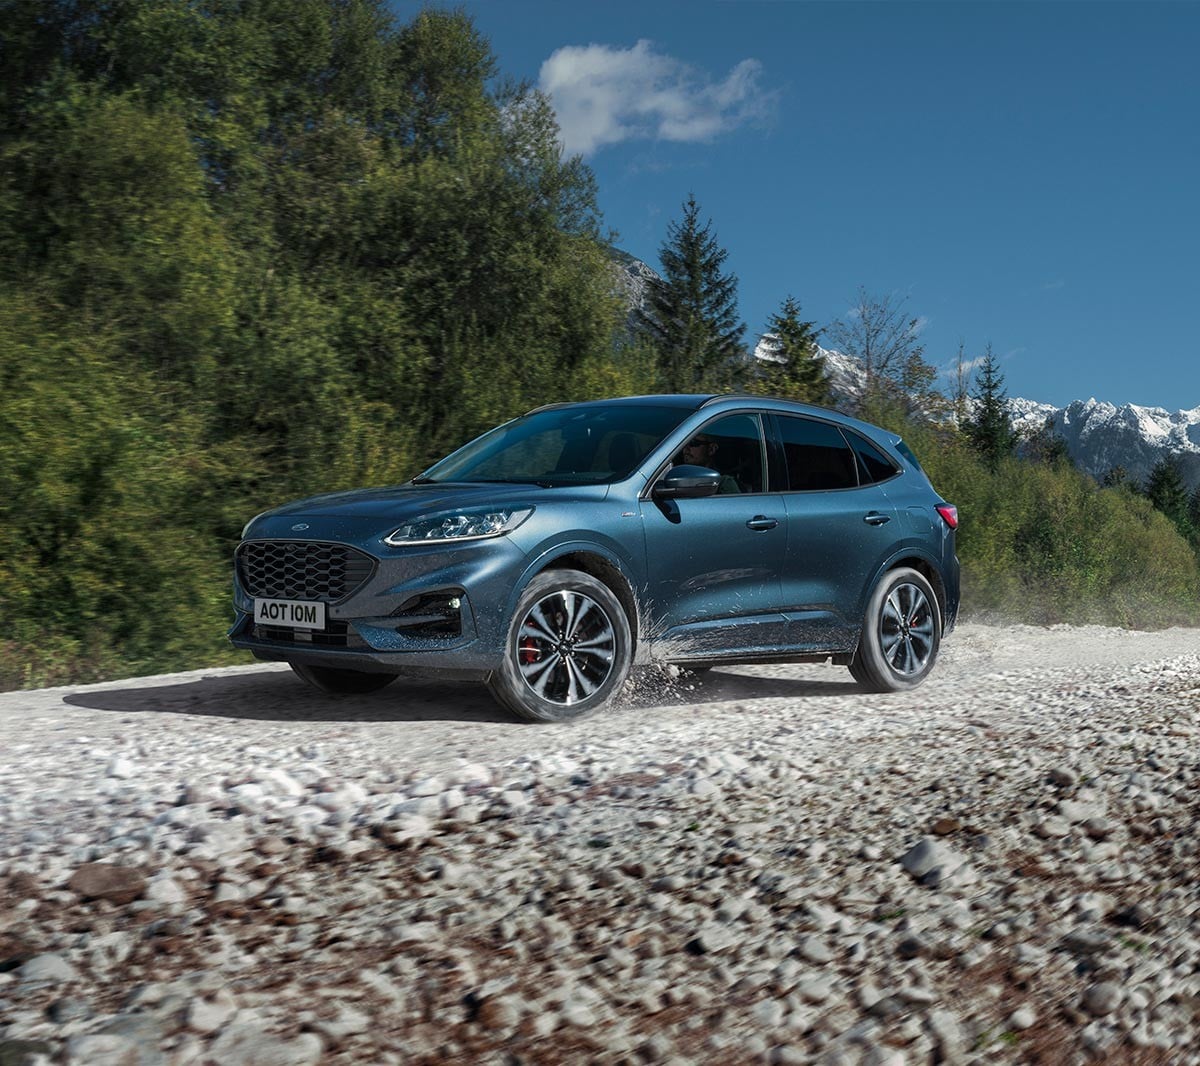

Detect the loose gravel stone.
xmin=1083 ymin=981 xmax=1124 ymax=1016
xmin=19 ymin=954 xmax=77 ymax=984
xmin=1009 ymin=1005 xmax=1037 ymax=1030
xmin=1 ymin=625 xmax=1199 ymax=1065
xmin=206 ymin=1025 xmax=322 ymax=1066
xmin=185 ymin=989 xmax=236 ymax=1033
xmin=898 ymin=837 xmax=965 ymax=879
xmin=67 ymin=862 xmax=146 ymax=904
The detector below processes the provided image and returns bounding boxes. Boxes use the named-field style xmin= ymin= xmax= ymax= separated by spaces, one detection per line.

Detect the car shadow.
xmin=62 ymin=665 xmax=861 ymax=724
xmin=63 ymin=670 xmax=512 ymax=724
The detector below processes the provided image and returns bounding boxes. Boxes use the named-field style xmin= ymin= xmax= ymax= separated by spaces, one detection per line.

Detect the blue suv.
xmin=231 ymin=395 xmax=959 ymax=721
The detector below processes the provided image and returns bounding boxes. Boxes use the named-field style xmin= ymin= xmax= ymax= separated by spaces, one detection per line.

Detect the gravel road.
xmin=1 ymin=622 xmax=1199 ymax=1065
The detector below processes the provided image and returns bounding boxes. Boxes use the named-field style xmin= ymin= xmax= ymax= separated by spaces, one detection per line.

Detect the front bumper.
xmin=229 ymin=534 xmax=528 ymax=678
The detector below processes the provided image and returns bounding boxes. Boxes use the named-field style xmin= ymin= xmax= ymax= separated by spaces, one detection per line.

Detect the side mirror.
xmin=653 ymin=464 xmax=721 ymax=499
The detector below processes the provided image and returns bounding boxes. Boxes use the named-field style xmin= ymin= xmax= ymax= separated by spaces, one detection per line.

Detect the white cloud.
xmin=538 ymin=40 xmax=774 ymax=156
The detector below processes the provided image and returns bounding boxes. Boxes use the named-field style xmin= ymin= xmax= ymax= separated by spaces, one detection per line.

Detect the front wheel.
xmin=291 ymin=663 xmax=397 ymax=696
xmin=487 ymin=569 xmax=633 ymax=723
xmin=849 ymin=567 xmax=941 ymax=692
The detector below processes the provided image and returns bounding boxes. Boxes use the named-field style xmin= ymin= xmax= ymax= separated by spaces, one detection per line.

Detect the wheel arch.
xmin=888 ymin=554 xmax=947 ymax=629
xmin=516 ymin=546 xmax=642 ymax=659
xmin=856 ymin=549 xmax=948 ymax=647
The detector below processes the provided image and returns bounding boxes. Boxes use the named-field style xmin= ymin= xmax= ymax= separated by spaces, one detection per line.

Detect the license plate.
xmin=254 ymin=598 xmax=327 ymax=630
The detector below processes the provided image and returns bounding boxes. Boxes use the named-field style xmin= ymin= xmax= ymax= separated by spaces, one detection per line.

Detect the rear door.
xmin=771 ymin=414 xmax=901 ymax=650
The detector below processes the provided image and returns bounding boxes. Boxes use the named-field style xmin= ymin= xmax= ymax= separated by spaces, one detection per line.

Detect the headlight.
xmin=384 ymin=508 xmax=533 ymax=546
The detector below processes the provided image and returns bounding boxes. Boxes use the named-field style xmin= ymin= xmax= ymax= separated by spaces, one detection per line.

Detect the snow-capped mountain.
xmin=755 ymin=335 xmax=1200 ymax=491
xmin=616 ymin=251 xmax=1198 ymax=490
xmin=609 ymin=249 xmax=659 ymax=333
xmin=1009 ymin=396 xmax=1200 ymax=491
xmin=752 ymin=335 xmax=865 ymax=399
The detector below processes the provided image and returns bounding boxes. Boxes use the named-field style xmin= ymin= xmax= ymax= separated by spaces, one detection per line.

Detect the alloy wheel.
xmin=515 ymin=590 xmax=616 ymax=706
xmin=879 ymin=581 xmax=936 ymax=676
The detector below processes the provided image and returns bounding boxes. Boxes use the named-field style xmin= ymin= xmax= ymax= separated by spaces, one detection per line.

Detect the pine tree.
xmin=1102 ymin=465 xmax=1131 ymax=489
xmin=1022 ymin=415 xmax=1071 ymax=467
xmin=637 ymin=194 xmax=746 ymax=391
xmin=1143 ymin=457 xmax=1194 ymax=541
xmin=962 ymin=344 xmax=1016 ymax=471
xmin=753 ymin=295 xmax=831 ymax=404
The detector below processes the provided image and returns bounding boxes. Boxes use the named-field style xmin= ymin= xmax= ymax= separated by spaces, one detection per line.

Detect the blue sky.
xmin=400 ymin=2 xmax=1198 ymax=411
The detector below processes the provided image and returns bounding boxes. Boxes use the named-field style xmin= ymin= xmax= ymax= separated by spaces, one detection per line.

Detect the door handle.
xmin=746 ymin=515 xmax=779 ymax=531
xmin=863 ymin=512 xmax=891 ymax=526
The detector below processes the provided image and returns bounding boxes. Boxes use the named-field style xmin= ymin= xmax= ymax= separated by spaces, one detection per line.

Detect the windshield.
xmin=421 ymin=404 xmax=693 ymax=486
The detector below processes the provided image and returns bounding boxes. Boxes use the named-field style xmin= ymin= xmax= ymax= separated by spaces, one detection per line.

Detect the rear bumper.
xmin=944 ymin=553 xmax=962 ymax=632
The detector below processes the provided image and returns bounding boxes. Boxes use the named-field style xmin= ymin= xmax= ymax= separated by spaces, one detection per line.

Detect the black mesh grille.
xmin=237 ymin=541 xmax=375 ymax=602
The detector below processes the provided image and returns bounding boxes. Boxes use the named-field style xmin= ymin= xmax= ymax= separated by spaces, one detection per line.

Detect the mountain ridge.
xmin=613 ymin=249 xmax=1198 ymax=491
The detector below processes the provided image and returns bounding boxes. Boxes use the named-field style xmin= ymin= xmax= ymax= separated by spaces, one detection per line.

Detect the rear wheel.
xmin=849 ymin=567 xmax=941 ymax=692
xmin=487 ymin=569 xmax=632 ymax=723
xmin=291 ymin=663 xmax=397 ymax=696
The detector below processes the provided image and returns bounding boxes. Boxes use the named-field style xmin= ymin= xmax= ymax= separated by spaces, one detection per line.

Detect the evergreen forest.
xmin=2 ymin=1 xmax=1197 ymax=690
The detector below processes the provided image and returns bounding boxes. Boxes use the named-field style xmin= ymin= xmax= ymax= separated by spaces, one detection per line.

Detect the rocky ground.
xmin=1 ymin=622 xmax=1199 ymax=1065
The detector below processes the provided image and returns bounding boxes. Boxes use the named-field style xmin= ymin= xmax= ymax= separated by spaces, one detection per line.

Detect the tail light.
xmin=935 ymin=504 xmax=958 ymax=529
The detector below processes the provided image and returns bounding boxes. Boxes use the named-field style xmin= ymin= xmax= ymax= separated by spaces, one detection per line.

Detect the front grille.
xmin=237 ymin=541 xmax=375 ymax=602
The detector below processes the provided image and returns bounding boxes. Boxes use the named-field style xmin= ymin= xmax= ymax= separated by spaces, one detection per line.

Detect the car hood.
xmin=246 ymin=481 xmax=612 ymax=542
xmin=269 ymin=482 xmax=559 ymax=520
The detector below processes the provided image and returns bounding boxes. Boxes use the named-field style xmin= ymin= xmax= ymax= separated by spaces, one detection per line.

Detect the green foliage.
xmin=0 ymin=294 xmax=249 ymax=688
xmin=748 ymin=295 xmax=831 ymax=404
xmin=888 ymin=415 xmax=1200 ymax=628
xmin=1102 ymin=465 xmax=1131 ymax=489
xmin=961 ymin=345 xmax=1017 ymax=471
xmin=0 ymin=0 xmax=632 ymax=689
xmin=1142 ymin=456 xmax=1195 ymax=546
xmin=1020 ymin=415 xmax=1070 ymax=467
xmin=2 ymin=2 xmax=1195 ymax=689
xmin=637 ymin=194 xmax=746 ymax=392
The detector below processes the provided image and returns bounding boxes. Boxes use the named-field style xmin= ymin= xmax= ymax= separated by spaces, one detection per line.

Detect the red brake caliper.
xmin=519 ymin=637 xmax=541 ymax=665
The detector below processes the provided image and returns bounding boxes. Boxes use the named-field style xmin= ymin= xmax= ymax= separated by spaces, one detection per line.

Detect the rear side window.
xmin=895 ymin=439 xmax=926 ymax=475
xmin=776 ymin=416 xmax=858 ymax=491
xmin=846 ymin=430 xmax=900 ymax=485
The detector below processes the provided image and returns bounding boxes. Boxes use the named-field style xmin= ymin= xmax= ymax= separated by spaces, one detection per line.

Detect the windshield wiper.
xmin=469 ymin=478 xmax=557 ymax=488
xmin=410 ymin=476 xmax=439 ymax=485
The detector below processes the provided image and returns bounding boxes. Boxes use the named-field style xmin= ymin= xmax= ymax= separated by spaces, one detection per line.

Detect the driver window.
xmin=674 ymin=414 xmax=765 ymax=494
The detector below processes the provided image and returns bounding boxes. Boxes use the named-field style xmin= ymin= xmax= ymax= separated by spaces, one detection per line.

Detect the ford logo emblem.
xmin=291 ymin=523 xmax=310 ymax=531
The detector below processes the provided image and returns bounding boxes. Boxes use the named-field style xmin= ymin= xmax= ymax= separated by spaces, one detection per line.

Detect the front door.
xmin=639 ymin=413 xmax=789 ymax=660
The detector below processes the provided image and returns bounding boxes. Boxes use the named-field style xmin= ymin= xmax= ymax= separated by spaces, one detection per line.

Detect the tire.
xmin=487 ymin=569 xmax=633 ymax=723
xmin=291 ymin=663 xmax=397 ymax=696
xmin=849 ymin=567 xmax=941 ymax=692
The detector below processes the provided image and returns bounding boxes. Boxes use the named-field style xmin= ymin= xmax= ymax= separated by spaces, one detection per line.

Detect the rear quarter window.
xmin=846 ymin=430 xmax=900 ymax=485
xmin=895 ymin=439 xmax=927 ymax=475
xmin=777 ymin=416 xmax=858 ymax=491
